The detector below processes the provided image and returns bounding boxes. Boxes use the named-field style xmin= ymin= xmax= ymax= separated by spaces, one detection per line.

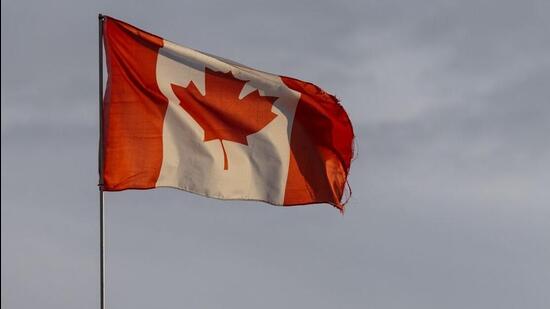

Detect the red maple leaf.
xmin=171 ymin=68 xmax=278 ymax=170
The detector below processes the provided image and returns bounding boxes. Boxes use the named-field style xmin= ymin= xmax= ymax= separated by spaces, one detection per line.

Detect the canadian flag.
xmin=101 ymin=17 xmax=354 ymax=211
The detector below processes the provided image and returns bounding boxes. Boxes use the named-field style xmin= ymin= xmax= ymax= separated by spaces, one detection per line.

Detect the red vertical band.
xmin=282 ymin=77 xmax=354 ymax=211
xmin=102 ymin=17 xmax=168 ymax=190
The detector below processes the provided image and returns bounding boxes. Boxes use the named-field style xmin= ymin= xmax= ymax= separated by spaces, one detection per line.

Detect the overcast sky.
xmin=2 ymin=0 xmax=550 ymax=308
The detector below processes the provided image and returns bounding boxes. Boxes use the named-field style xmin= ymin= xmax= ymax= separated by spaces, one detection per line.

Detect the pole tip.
xmin=98 ymin=13 xmax=105 ymax=20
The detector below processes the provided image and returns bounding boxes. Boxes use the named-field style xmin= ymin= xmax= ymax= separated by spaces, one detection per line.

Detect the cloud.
xmin=2 ymin=0 xmax=550 ymax=308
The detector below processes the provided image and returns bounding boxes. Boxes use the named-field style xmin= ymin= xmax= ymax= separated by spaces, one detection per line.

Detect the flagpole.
xmin=98 ymin=13 xmax=106 ymax=309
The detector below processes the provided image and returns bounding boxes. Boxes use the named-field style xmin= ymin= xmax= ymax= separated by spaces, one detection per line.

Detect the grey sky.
xmin=2 ymin=0 xmax=549 ymax=308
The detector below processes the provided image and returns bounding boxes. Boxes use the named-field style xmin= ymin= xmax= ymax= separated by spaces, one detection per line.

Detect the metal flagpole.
xmin=98 ymin=13 xmax=106 ymax=309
